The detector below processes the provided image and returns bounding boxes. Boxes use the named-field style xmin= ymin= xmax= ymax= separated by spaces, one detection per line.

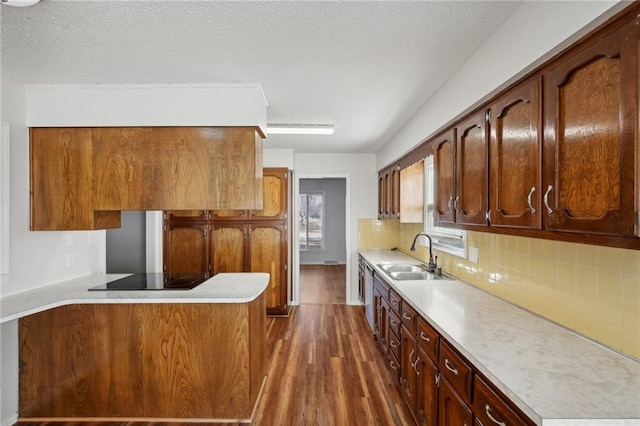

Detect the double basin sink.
xmin=377 ymin=263 xmax=453 ymax=281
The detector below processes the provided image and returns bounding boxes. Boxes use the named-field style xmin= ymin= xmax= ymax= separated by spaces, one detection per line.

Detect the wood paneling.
xmin=211 ymin=223 xmax=247 ymax=274
xmin=163 ymin=222 xmax=210 ymax=275
xmin=249 ymin=223 xmax=287 ymax=312
xmin=19 ymin=299 xmax=266 ymax=421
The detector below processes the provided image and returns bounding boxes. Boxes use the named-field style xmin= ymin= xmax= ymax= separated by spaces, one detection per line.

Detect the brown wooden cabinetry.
xmin=31 ymin=127 xmax=264 ymax=230
xmin=164 ymin=168 xmax=290 ymax=316
xmin=489 ymin=77 xmax=542 ymax=229
xmin=542 ymin=19 xmax=637 ymax=237
xmin=378 ymin=163 xmax=401 ymax=219
xmin=400 ymin=324 xmax=418 ymax=411
xmin=438 ymin=376 xmax=473 ymax=426
xmin=455 ymin=111 xmax=489 ymax=226
xmin=473 ymin=376 xmax=531 ymax=426
xmin=433 ymin=129 xmax=456 ymax=224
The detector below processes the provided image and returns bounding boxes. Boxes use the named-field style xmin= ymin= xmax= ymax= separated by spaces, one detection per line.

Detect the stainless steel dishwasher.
xmin=364 ymin=262 xmax=375 ymax=333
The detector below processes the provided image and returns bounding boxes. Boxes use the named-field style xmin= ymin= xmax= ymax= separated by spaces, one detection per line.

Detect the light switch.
xmin=469 ymin=246 xmax=479 ymax=263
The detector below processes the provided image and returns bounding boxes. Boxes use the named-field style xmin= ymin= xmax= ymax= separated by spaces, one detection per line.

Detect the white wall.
xmin=0 ymin=77 xmax=106 ymax=426
xmin=294 ymin=153 xmax=377 ymax=304
xmin=377 ymin=0 xmax=624 ymax=169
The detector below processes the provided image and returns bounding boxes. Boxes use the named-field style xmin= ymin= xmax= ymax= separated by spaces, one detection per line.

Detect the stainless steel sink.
xmin=377 ymin=263 xmax=453 ymax=281
xmin=378 ymin=264 xmax=428 ymax=273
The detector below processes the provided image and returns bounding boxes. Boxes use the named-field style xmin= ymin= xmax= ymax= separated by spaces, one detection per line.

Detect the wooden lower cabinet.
xmin=416 ymin=345 xmax=439 ymax=426
xmin=371 ymin=272 xmax=536 ymax=426
xmin=163 ymin=221 xmax=210 ymax=275
xmin=438 ymin=377 xmax=473 ymax=426
xmin=19 ymin=296 xmax=266 ymax=422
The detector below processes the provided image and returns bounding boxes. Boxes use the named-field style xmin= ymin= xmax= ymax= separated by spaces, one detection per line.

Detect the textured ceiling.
xmin=1 ymin=0 xmax=522 ymax=153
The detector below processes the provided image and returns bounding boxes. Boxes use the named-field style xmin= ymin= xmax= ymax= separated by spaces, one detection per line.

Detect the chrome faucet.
xmin=410 ymin=233 xmax=437 ymax=272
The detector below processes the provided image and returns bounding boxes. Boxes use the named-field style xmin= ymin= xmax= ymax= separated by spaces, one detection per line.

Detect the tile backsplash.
xmin=358 ymin=219 xmax=640 ymax=359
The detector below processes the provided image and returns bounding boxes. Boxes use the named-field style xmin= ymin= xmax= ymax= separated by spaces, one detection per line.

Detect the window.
xmin=424 ymin=155 xmax=467 ymax=258
xmin=299 ymin=192 xmax=325 ymax=251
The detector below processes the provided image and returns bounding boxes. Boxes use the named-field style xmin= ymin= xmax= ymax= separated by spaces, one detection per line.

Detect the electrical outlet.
xmin=65 ymin=233 xmax=74 ymax=248
xmin=469 ymin=246 xmax=479 ymax=263
xmin=66 ymin=253 xmax=74 ymax=267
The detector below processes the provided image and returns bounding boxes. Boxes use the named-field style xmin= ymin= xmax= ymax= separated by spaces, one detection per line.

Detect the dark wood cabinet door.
xmin=378 ymin=173 xmax=386 ymax=219
xmin=163 ymin=222 xmax=210 ymax=275
xmin=164 ymin=210 xmax=210 ymax=221
xmin=455 ymin=111 xmax=489 ymax=226
xmin=379 ymin=297 xmax=390 ymax=356
xmin=373 ymin=288 xmax=382 ymax=340
xmin=416 ymin=345 xmax=438 ymax=426
xmin=211 ymin=223 xmax=247 ymax=274
xmin=543 ymin=19 xmax=637 ymax=236
xmin=248 ymin=222 xmax=288 ymax=314
xmin=390 ymin=165 xmax=401 ymax=219
xmin=433 ymin=130 xmax=456 ymax=224
xmin=438 ymin=377 xmax=472 ymax=426
xmin=400 ymin=325 xmax=418 ymax=413
xmin=250 ymin=168 xmax=288 ymax=221
xmin=490 ymin=77 xmax=542 ymax=229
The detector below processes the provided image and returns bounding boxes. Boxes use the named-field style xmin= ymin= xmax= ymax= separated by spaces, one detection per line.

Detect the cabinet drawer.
xmin=474 ymin=375 xmax=533 ymax=426
xmin=389 ymin=309 xmax=402 ymax=340
xmin=439 ymin=340 xmax=473 ymax=402
xmin=389 ymin=288 xmax=401 ymax=314
xmin=400 ymin=300 xmax=417 ymax=333
xmin=389 ymin=330 xmax=401 ymax=361
xmin=417 ymin=317 xmax=439 ymax=363
xmin=374 ymin=275 xmax=390 ymax=300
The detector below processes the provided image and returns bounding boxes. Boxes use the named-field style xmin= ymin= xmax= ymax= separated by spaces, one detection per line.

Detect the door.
xmin=163 ymin=222 xmax=210 ymax=275
xmin=249 ymin=222 xmax=288 ymax=314
xmin=416 ymin=345 xmax=438 ymax=426
xmin=455 ymin=111 xmax=489 ymax=226
xmin=542 ymin=20 xmax=637 ymax=236
xmin=400 ymin=325 xmax=418 ymax=412
xmin=211 ymin=222 xmax=247 ymax=274
xmin=433 ymin=129 xmax=456 ymax=224
xmin=489 ymin=77 xmax=542 ymax=229
xmin=438 ymin=377 xmax=472 ymax=426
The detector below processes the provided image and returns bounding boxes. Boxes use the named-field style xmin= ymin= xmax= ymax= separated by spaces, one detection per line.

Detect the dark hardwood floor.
xmin=299 ymin=264 xmax=346 ymax=305
xmin=254 ymin=265 xmax=415 ymax=425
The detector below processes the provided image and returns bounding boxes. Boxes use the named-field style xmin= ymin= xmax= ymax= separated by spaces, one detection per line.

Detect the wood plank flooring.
xmin=299 ymin=265 xmax=346 ymax=305
xmin=255 ymin=264 xmax=415 ymax=425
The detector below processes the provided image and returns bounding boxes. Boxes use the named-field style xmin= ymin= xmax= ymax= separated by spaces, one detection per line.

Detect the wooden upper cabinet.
xmin=433 ymin=130 xmax=456 ymax=224
xmin=455 ymin=111 xmax=489 ymax=226
xmin=543 ymin=19 xmax=637 ymax=236
xmin=164 ymin=210 xmax=209 ymax=221
xmin=489 ymin=77 xmax=542 ymax=229
xmin=378 ymin=165 xmax=399 ymax=219
xmin=390 ymin=165 xmax=401 ymax=219
xmin=212 ymin=168 xmax=288 ymax=221
xmin=163 ymin=222 xmax=210 ymax=275
xmin=31 ymin=127 xmax=263 ymax=230
xmin=30 ymin=128 xmax=121 ymax=230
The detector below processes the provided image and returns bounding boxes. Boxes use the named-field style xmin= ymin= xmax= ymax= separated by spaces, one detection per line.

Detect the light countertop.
xmin=0 ymin=272 xmax=270 ymax=324
xmin=359 ymin=249 xmax=640 ymax=426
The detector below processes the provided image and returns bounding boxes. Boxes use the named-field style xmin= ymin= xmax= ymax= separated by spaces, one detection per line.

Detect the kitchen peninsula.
xmin=0 ymin=272 xmax=269 ymax=424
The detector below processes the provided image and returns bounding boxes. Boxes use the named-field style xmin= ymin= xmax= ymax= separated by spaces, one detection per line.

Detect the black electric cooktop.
xmin=89 ymin=273 xmax=209 ymax=291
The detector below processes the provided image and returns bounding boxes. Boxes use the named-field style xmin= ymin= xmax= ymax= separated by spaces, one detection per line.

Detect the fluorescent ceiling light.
xmin=1 ymin=0 xmax=41 ymax=6
xmin=266 ymin=125 xmax=334 ymax=135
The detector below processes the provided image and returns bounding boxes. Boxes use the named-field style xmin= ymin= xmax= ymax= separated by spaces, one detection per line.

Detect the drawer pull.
xmin=390 ymin=360 xmax=398 ymax=371
xmin=485 ymin=405 xmax=506 ymax=426
xmin=390 ymin=319 xmax=398 ymax=327
xmin=402 ymin=312 xmax=412 ymax=320
xmin=444 ymin=358 xmax=458 ymax=375
xmin=392 ymin=299 xmax=398 ymax=306
xmin=390 ymin=340 xmax=397 ymax=349
xmin=419 ymin=331 xmax=431 ymax=342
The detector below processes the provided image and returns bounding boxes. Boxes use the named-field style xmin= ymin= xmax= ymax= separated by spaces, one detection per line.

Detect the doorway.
xmin=297 ymin=178 xmax=347 ymax=304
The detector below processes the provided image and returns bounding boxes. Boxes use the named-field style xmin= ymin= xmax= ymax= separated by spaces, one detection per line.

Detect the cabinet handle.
xmin=485 ymin=404 xmax=507 ymax=426
xmin=419 ymin=331 xmax=431 ymax=342
xmin=392 ymin=300 xmax=398 ymax=307
xmin=402 ymin=312 xmax=412 ymax=321
xmin=390 ymin=319 xmax=398 ymax=327
xmin=390 ymin=340 xmax=397 ymax=349
xmin=390 ymin=360 xmax=398 ymax=371
xmin=444 ymin=358 xmax=458 ymax=375
xmin=447 ymin=196 xmax=453 ymax=211
xmin=409 ymin=348 xmax=415 ymax=366
xmin=543 ymin=185 xmax=553 ymax=215
xmin=527 ymin=186 xmax=536 ymax=214
xmin=413 ymin=355 xmax=420 ymax=375
xmin=453 ymin=196 xmax=460 ymax=213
